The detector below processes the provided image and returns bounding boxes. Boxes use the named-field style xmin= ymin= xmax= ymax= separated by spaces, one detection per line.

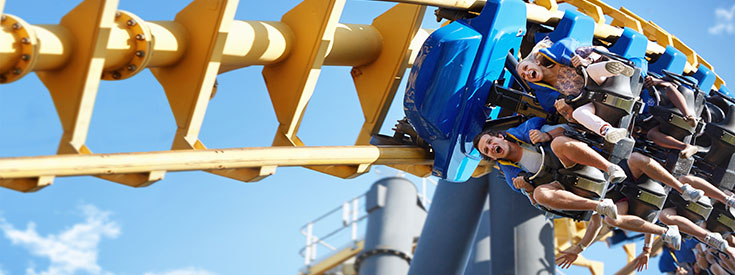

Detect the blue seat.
xmin=403 ymin=0 xmax=526 ymax=181
xmin=693 ymin=64 xmax=716 ymax=92
xmin=536 ymin=9 xmax=594 ymax=45
xmin=720 ymin=85 xmax=733 ymax=97
xmin=608 ymin=27 xmax=648 ymax=60
xmin=649 ymin=45 xmax=687 ymax=75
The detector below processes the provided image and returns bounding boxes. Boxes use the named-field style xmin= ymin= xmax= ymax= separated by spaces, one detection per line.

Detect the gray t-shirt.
xmin=519 ymin=146 xmax=543 ymax=174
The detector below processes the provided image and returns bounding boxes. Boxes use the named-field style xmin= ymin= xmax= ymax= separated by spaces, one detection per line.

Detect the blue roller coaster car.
xmin=404 ymin=0 xmax=525 ymax=181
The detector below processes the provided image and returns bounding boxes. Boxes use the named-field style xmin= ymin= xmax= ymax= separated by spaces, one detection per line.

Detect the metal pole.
xmin=358 ymin=177 xmax=422 ymax=275
xmin=304 ymin=222 xmax=313 ymax=266
xmin=408 ymin=175 xmax=489 ymax=275
xmin=463 ymin=196 xmax=491 ymax=275
xmin=486 ymin=170 xmax=555 ymax=275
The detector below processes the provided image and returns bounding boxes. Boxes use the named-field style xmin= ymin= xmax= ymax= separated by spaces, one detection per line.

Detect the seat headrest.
xmin=706 ymin=102 xmax=726 ymax=124
xmin=717 ymin=105 xmax=735 ymax=134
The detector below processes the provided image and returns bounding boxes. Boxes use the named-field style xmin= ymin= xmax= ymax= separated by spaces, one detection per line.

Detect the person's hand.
xmin=529 ymin=130 xmax=551 ymax=144
xmin=571 ymin=55 xmax=590 ymax=68
xmin=556 ymin=245 xmax=583 ymax=269
xmin=675 ymin=266 xmax=688 ymax=275
xmin=512 ymin=176 xmax=534 ymax=193
xmin=726 ymin=246 xmax=735 ymax=260
xmin=554 ymin=99 xmax=575 ymax=122
xmin=644 ymin=76 xmax=669 ymax=89
xmin=720 ymin=250 xmax=735 ymax=273
xmin=633 ymin=249 xmax=650 ymax=272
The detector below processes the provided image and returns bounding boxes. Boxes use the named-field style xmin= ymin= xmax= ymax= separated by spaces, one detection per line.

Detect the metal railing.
xmin=299 ymin=175 xmax=438 ymax=267
xmin=300 ymin=193 xmax=367 ymax=266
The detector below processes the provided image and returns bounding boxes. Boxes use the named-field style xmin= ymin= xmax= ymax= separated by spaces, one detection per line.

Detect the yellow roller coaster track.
xmin=0 ymin=0 xmax=726 ymax=190
xmin=3 ymin=0 xmax=718 ymax=273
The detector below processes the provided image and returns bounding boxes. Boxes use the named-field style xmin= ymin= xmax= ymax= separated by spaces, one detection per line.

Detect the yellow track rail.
xmin=2 ymin=0 xmax=720 ymax=274
xmin=0 ymin=0 xmax=726 ymax=191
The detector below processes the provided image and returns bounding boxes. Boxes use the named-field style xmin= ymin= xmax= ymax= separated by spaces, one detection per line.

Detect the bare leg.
xmin=646 ymin=126 xmax=698 ymax=158
xmin=662 ymin=83 xmax=695 ymax=118
xmin=658 ymin=207 xmax=708 ymax=240
xmin=533 ymin=182 xmax=598 ymax=211
xmin=551 ymin=136 xmax=613 ymax=171
xmin=680 ymin=175 xmax=728 ymax=204
xmin=627 ymin=152 xmax=684 ymax=193
xmin=586 ymin=62 xmax=617 ymax=85
xmin=647 ymin=77 xmax=694 ymax=118
xmin=603 ymin=201 xmax=666 ymax=235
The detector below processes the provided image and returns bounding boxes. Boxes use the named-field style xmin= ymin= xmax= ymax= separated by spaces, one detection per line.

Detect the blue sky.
xmin=0 ymin=0 xmax=734 ymax=274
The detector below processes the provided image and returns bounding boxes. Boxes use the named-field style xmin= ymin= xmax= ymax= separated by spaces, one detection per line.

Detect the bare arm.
xmin=579 ymin=214 xmax=603 ymax=247
xmin=529 ymin=126 xmax=567 ymax=144
xmin=556 ymin=214 xmax=603 ymax=269
xmin=566 ymin=215 xmax=603 ymax=253
xmin=634 ymin=234 xmax=654 ymax=271
xmin=547 ymin=126 xmax=567 ymax=139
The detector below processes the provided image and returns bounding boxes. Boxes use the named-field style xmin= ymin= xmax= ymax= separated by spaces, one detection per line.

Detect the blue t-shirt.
xmin=658 ymin=238 xmax=698 ymax=272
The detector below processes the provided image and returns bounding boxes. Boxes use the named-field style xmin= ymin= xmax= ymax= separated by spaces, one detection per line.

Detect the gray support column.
xmin=463 ymin=197 xmax=490 ymax=275
xmin=487 ymin=170 xmax=555 ymax=275
xmin=408 ymin=175 xmax=489 ymax=275
xmin=357 ymin=177 xmax=421 ymax=275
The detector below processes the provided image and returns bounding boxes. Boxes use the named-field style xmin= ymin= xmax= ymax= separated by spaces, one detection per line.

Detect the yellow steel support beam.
xmin=623 ymin=243 xmax=636 ymax=263
xmin=33 ymin=0 xmax=162 ymax=188
xmin=560 ymin=0 xmax=605 ymax=24
xmin=0 ymin=146 xmax=432 ymax=180
xmin=584 ymin=0 xmax=642 ymax=32
xmin=0 ymin=176 xmax=53 ymax=193
xmin=263 ymin=0 xmax=346 ymax=147
xmin=716 ymin=76 xmax=726 ymax=90
xmin=571 ymin=255 xmax=605 ymax=275
xmin=262 ymin=0 xmax=375 ymax=179
xmin=373 ymin=0 xmax=485 ymax=11
xmin=0 ymin=2 xmax=432 ymax=180
xmin=698 ymin=55 xmax=714 ymax=71
xmin=340 ymin=4 xmax=428 ymax=178
xmin=620 ymin=7 xmax=673 ymax=47
xmin=219 ymin=20 xmax=294 ymax=73
xmin=525 ymin=3 xmax=563 ymax=25
xmin=525 ymin=2 xmax=624 ymax=45
xmin=152 ymin=0 xmax=236 ymax=151
xmin=0 ymin=14 xmax=430 ymax=75
xmin=149 ymin=0 xmax=264 ymax=183
xmin=305 ymin=240 xmax=365 ymax=275
xmin=672 ymin=36 xmax=698 ymax=74
xmin=37 ymin=0 xmax=117 ymax=155
xmin=533 ymin=0 xmax=558 ymax=12
xmin=353 ymin=4 xmax=425 ymax=146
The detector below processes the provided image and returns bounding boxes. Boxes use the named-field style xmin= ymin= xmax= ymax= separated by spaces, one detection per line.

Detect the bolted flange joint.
xmin=101 ymin=10 xmax=153 ymax=81
xmin=0 ymin=14 xmax=39 ymax=84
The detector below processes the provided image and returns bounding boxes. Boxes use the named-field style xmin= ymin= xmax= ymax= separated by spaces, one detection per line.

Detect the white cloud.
xmin=709 ymin=4 xmax=735 ymax=35
xmin=143 ymin=267 xmax=217 ymax=275
xmin=0 ymin=204 xmax=121 ymax=275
